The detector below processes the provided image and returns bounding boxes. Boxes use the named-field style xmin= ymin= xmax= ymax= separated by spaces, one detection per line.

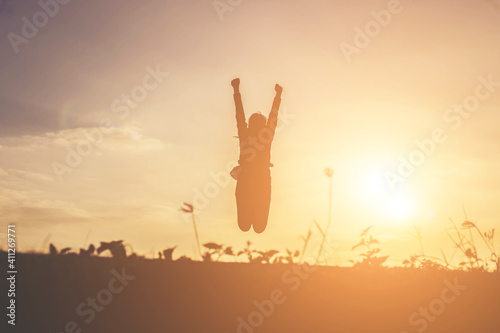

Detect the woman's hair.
xmin=248 ymin=112 xmax=267 ymax=131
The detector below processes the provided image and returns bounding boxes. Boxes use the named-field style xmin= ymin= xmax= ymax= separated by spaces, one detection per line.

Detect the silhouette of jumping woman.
xmin=230 ymin=78 xmax=283 ymax=233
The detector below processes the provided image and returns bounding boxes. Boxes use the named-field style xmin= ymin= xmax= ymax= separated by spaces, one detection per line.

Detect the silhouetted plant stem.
xmin=191 ymin=212 xmax=202 ymax=259
xmin=411 ymin=226 xmax=425 ymax=257
xmin=179 ymin=203 xmax=202 ymax=260
xmin=299 ymin=225 xmax=312 ymax=264
xmin=83 ymin=229 xmax=91 ymax=249
xmin=316 ymin=168 xmax=334 ymax=264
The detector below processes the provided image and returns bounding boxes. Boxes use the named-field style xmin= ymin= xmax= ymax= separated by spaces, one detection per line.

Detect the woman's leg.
xmin=252 ymin=171 xmax=271 ymax=234
xmin=236 ymin=176 xmax=253 ymax=232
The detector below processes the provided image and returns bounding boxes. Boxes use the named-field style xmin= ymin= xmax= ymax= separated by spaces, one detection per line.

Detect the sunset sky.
xmin=0 ymin=0 xmax=499 ymax=264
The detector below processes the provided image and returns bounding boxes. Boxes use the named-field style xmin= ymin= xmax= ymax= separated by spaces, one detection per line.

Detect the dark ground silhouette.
xmin=3 ymin=251 xmax=500 ymax=333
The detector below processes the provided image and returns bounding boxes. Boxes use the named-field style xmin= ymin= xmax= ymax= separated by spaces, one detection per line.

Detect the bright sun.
xmin=358 ymin=171 xmax=416 ymax=223
xmin=385 ymin=193 xmax=415 ymax=221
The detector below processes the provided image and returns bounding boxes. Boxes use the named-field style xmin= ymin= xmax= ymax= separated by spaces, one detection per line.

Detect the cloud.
xmin=0 ymin=185 xmax=92 ymax=227
xmin=1 ymin=206 xmax=91 ymax=227
xmin=8 ymin=169 xmax=54 ymax=182
xmin=0 ymin=122 xmax=179 ymax=233
xmin=98 ymin=125 xmax=170 ymax=152
xmin=0 ymin=124 xmax=170 ymax=153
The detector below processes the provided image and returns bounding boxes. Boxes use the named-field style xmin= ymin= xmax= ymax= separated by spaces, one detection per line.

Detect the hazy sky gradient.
xmin=1 ymin=0 xmax=499 ymax=264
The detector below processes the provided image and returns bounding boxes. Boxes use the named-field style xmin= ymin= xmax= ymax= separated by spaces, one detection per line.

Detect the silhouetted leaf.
xmin=266 ymin=250 xmax=279 ymax=257
xmin=251 ymin=257 xmax=264 ymax=264
xmin=465 ymin=248 xmax=476 ymax=259
xmin=179 ymin=202 xmax=194 ymax=213
xmin=202 ymin=252 xmax=212 ymax=262
xmin=360 ymin=226 xmax=373 ymax=237
xmin=224 ymin=246 xmax=234 ymax=256
xmin=49 ymin=243 xmax=57 ymax=255
xmin=97 ymin=242 xmax=107 ymax=254
xmin=97 ymin=240 xmax=126 ymax=258
xmin=461 ymin=221 xmax=476 ymax=229
xmin=371 ymin=255 xmax=389 ymax=266
xmin=203 ymin=242 xmax=223 ymax=250
xmin=176 ymin=255 xmax=192 ymax=262
xmin=324 ymin=167 xmax=334 ymax=178
xmin=60 ymin=247 xmax=71 ymax=255
xmin=163 ymin=246 xmax=177 ymax=261
xmin=351 ymin=239 xmax=365 ymax=251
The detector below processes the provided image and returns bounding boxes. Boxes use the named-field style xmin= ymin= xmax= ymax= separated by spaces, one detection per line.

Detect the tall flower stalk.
xmin=316 ymin=167 xmax=334 ymax=264
xmin=179 ymin=203 xmax=202 ymax=259
xmin=299 ymin=224 xmax=312 ymax=264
